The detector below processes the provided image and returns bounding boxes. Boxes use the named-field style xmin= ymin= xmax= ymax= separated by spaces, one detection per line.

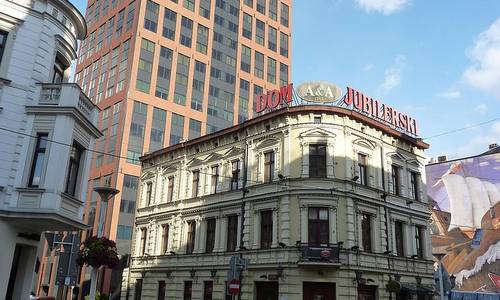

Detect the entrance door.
xmin=256 ymin=281 xmax=278 ymax=300
xmin=303 ymin=282 xmax=336 ymax=300
xmin=357 ymin=285 xmax=377 ymax=300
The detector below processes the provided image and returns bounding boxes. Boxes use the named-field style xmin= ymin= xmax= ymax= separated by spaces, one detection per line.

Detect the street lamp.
xmin=89 ymin=186 xmax=120 ymax=300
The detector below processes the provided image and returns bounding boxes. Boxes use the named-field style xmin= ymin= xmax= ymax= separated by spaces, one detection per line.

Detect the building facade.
xmin=124 ymin=104 xmax=434 ymax=300
xmin=69 ymin=0 xmax=292 ymax=296
xmin=0 ymin=0 xmax=99 ymax=299
xmin=427 ymin=145 xmax=500 ymax=293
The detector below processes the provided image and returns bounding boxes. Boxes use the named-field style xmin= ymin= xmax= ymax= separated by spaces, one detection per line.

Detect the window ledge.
xmin=16 ymin=187 xmax=46 ymax=193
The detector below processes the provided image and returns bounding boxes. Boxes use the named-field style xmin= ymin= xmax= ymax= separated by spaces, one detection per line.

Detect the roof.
xmin=480 ymin=145 xmax=500 ymax=156
xmin=141 ymin=105 xmax=429 ymax=162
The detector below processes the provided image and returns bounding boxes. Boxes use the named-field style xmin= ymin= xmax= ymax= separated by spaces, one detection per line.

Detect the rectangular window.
xmin=180 ymin=17 xmax=193 ymax=47
xmin=308 ymin=207 xmax=329 ymax=245
xmin=199 ymin=0 xmax=210 ymax=18
xmin=268 ymin=26 xmax=277 ymax=51
xmin=161 ymin=224 xmax=169 ymax=254
xmin=254 ymin=51 xmax=264 ymax=79
xmin=134 ymin=279 xmax=143 ymax=300
xmin=186 ymin=221 xmax=196 ymax=254
xmin=415 ymin=225 xmax=424 ymax=258
xmin=227 ymin=215 xmax=238 ymax=251
xmin=158 ymin=280 xmax=166 ymax=300
xmin=257 ymin=0 xmax=265 ymax=14
xmin=267 ymin=57 xmax=276 ymax=83
xmin=395 ymin=221 xmax=404 ymax=257
xmin=269 ymin=0 xmax=277 ymax=20
xmin=280 ymin=3 xmax=289 ymax=27
xmin=183 ymin=0 xmax=195 ymax=11
xmin=231 ymin=160 xmax=240 ymax=190
xmin=264 ymin=151 xmax=275 ymax=183
xmin=361 ymin=213 xmax=372 ymax=252
xmin=280 ymin=32 xmax=289 ymax=57
xmin=358 ymin=153 xmax=368 ymax=186
xmin=196 ymin=24 xmax=208 ymax=54
xmin=391 ymin=165 xmax=400 ymax=195
xmin=192 ymin=170 xmax=200 ymax=197
xmin=205 ymin=218 xmax=216 ymax=253
xmin=410 ymin=171 xmax=420 ymax=201
xmin=167 ymin=176 xmax=174 ymax=202
xmin=211 ymin=165 xmax=219 ymax=194
xmin=203 ymin=281 xmax=213 ymax=300
xmin=144 ymin=0 xmax=159 ymax=32
xmin=29 ymin=133 xmax=49 ymax=187
xmin=162 ymin=8 xmax=177 ymax=40
xmin=242 ymin=13 xmax=252 ymax=39
xmin=117 ymin=225 xmax=133 ymax=240
xmin=184 ymin=281 xmax=192 ymax=300
xmin=64 ymin=142 xmax=84 ymax=196
xmin=140 ymin=228 xmax=147 ymax=255
xmin=146 ymin=182 xmax=152 ymax=206
xmin=260 ymin=210 xmax=273 ymax=249
xmin=255 ymin=19 xmax=265 ymax=45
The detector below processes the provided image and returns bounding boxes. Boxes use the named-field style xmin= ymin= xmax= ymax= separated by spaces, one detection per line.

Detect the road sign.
xmin=228 ymin=279 xmax=240 ymax=295
xmin=488 ymin=273 xmax=500 ymax=289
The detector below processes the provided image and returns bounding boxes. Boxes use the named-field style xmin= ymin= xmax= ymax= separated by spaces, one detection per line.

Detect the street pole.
xmin=88 ymin=186 xmax=120 ymax=300
xmin=439 ymin=263 xmax=445 ymax=300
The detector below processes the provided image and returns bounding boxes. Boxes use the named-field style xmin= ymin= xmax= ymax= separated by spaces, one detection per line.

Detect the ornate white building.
xmin=124 ymin=105 xmax=435 ymax=300
xmin=0 ymin=1 xmax=99 ymax=299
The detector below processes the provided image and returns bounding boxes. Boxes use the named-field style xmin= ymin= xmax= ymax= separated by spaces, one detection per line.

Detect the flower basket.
xmin=77 ymin=236 xmax=119 ymax=268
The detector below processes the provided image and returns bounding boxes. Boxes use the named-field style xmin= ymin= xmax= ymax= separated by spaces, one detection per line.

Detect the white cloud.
xmin=474 ymin=103 xmax=487 ymax=115
xmin=463 ymin=18 xmax=500 ymax=99
xmin=378 ymin=55 xmax=406 ymax=94
xmin=363 ymin=63 xmax=374 ymax=71
xmin=452 ymin=121 xmax=500 ymax=158
xmin=355 ymin=0 xmax=410 ymax=15
xmin=437 ymin=89 xmax=461 ymax=99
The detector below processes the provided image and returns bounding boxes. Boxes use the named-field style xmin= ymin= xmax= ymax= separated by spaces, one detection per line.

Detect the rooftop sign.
xmin=254 ymin=83 xmax=419 ymax=136
xmin=345 ymin=87 xmax=418 ymax=135
xmin=296 ymin=81 xmax=342 ymax=103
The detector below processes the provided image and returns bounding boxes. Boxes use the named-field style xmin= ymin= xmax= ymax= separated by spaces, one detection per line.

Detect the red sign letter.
xmin=255 ymin=94 xmax=268 ymax=113
xmin=280 ymin=83 xmax=293 ymax=104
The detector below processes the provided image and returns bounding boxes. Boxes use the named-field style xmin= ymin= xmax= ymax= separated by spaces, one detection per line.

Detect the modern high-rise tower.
xmin=42 ymin=0 xmax=291 ymax=297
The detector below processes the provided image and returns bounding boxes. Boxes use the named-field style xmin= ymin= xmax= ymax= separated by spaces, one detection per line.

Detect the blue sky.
xmin=71 ymin=0 xmax=500 ymax=159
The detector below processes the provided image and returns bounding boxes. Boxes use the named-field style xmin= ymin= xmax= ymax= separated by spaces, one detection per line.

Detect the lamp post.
xmin=89 ymin=186 xmax=119 ymax=300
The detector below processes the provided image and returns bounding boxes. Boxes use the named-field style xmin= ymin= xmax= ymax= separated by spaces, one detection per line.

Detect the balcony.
xmin=27 ymin=83 xmax=99 ymax=125
xmin=298 ymin=243 xmax=341 ymax=267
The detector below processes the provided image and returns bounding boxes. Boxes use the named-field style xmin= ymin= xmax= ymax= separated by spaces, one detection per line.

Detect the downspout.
xmin=381 ymin=144 xmax=392 ymax=300
xmin=238 ymin=130 xmax=249 ymax=300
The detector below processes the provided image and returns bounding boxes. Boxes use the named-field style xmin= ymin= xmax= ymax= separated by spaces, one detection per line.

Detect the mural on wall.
xmin=426 ymin=152 xmax=500 ymax=292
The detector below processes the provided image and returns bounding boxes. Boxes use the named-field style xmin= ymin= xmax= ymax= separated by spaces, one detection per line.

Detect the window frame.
xmin=394 ymin=220 xmax=405 ymax=257
xmin=357 ymin=153 xmax=368 ymax=186
xmin=391 ymin=164 xmax=401 ymax=196
xmin=264 ymin=151 xmax=275 ymax=183
xmin=186 ymin=220 xmax=196 ymax=254
xmin=64 ymin=141 xmax=84 ymax=196
xmin=361 ymin=213 xmax=372 ymax=252
xmin=29 ymin=133 xmax=49 ymax=187
xmin=161 ymin=224 xmax=169 ymax=254
xmin=260 ymin=210 xmax=273 ymax=249
xmin=309 ymin=144 xmax=327 ymax=178
xmin=227 ymin=214 xmax=238 ymax=251
xmin=308 ymin=207 xmax=330 ymax=245
xmin=167 ymin=176 xmax=174 ymax=202
xmin=205 ymin=218 xmax=216 ymax=253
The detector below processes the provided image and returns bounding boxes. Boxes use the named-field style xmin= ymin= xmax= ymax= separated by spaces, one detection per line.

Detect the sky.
xmin=71 ymin=0 xmax=500 ymax=160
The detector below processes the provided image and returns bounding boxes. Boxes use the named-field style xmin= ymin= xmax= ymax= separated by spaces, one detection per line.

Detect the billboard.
xmin=426 ymin=152 xmax=500 ymax=292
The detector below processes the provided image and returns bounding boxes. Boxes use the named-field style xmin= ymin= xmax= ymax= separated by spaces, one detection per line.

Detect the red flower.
xmin=77 ymin=236 xmax=119 ymax=268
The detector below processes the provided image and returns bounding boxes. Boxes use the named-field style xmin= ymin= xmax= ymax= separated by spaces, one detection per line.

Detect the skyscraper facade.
xmin=69 ymin=0 xmax=290 ymax=296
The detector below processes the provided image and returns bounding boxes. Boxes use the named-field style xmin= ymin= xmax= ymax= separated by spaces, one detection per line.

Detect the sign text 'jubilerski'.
xmin=255 ymin=83 xmax=293 ymax=113
xmin=345 ymin=87 xmax=418 ymax=135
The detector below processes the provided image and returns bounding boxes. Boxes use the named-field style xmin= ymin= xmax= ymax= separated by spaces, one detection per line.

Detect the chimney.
xmin=437 ymin=155 xmax=447 ymax=163
xmin=489 ymin=143 xmax=498 ymax=150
